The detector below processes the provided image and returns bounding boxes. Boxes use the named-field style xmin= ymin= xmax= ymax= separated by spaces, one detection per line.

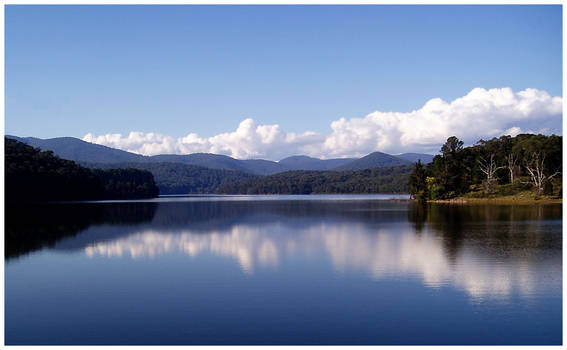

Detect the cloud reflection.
xmin=84 ymin=221 xmax=560 ymax=301
xmin=85 ymin=226 xmax=283 ymax=274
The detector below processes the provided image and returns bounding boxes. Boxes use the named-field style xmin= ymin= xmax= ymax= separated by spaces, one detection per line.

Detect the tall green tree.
xmin=438 ymin=136 xmax=465 ymax=196
xmin=408 ymin=160 xmax=428 ymax=200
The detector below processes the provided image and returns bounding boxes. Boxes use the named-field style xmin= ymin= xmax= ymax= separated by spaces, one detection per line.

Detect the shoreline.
xmin=427 ymin=197 xmax=562 ymax=205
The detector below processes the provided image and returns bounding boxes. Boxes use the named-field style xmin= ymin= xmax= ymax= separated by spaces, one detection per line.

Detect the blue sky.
xmin=5 ymin=5 xmax=563 ymax=159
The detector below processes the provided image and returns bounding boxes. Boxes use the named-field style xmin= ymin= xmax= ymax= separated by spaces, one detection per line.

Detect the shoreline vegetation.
xmin=5 ymin=138 xmax=160 ymax=202
xmin=408 ymin=134 xmax=562 ymax=204
xmin=440 ymin=186 xmax=562 ymax=204
xmin=428 ymin=195 xmax=562 ymax=205
xmin=215 ymin=166 xmax=412 ymax=194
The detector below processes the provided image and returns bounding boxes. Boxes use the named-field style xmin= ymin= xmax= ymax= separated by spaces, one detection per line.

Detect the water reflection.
xmin=84 ymin=227 xmax=282 ymax=273
xmin=5 ymin=202 xmax=157 ymax=259
xmin=80 ymin=220 xmax=560 ymax=301
xmin=9 ymin=200 xmax=555 ymax=302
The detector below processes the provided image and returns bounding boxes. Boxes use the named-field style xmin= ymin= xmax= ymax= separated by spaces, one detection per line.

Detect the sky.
xmin=5 ymin=5 xmax=563 ymax=159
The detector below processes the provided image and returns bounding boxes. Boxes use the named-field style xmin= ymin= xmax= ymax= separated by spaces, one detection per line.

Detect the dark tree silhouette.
xmin=408 ymin=160 xmax=428 ymax=200
xmin=5 ymin=138 xmax=159 ymax=202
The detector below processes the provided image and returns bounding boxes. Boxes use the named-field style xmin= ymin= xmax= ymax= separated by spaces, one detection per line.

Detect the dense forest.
xmin=216 ymin=166 xmax=413 ymax=194
xmin=5 ymin=138 xmax=159 ymax=201
xmin=84 ymin=162 xmax=258 ymax=194
xmin=408 ymin=134 xmax=562 ymax=200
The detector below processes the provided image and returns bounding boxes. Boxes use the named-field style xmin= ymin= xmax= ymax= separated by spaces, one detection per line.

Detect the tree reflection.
xmin=425 ymin=204 xmax=466 ymax=263
xmin=408 ymin=203 xmax=563 ymax=261
xmin=407 ymin=202 xmax=427 ymax=233
xmin=6 ymin=199 xmax=562 ymax=302
xmin=5 ymin=202 xmax=157 ymax=260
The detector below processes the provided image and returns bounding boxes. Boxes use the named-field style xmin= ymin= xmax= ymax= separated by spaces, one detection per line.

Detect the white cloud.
xmin=83 ymin=87 xmax=562 ymax=160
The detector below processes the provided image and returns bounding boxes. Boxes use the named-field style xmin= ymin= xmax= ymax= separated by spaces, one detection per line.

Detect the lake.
xmin=5 ymin=195 xmax=562 ymax=345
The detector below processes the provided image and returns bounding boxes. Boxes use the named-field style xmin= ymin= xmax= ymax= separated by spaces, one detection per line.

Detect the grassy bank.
xmin=429 ymin=184 xmax=562 ymax=205
xmin=430 ymin=196 xmax=562 ymax=205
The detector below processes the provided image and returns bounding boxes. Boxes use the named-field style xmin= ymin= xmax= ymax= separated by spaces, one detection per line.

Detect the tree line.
xmin=408 ymin=134 xmax=562 ymax=200
xmin=5 ymin=138 xmax=159 ymax=202
xmin=85 ymin=161 xmax=257 ymax=194
xmin=216 ymin=166 xmax=413 ymax=194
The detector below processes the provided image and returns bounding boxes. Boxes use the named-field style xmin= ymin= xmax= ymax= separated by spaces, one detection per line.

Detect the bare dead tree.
xmin=506 ymin=153 xmax=518 ymax=184
xmin=524 ymin=152 xmax=561 ymax=195
xmin=478 ymin=154 xmax=505 ymax=192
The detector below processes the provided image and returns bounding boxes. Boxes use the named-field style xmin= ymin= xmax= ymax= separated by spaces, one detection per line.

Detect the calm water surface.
xmin=5 ymin=195 xmax=562 ymax=345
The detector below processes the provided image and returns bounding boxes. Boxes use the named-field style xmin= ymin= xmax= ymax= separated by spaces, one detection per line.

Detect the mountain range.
xmin=7 ymin=135 xmax=434 ymax=174
xmin=6 ymin=135 xmax=434 ymax=194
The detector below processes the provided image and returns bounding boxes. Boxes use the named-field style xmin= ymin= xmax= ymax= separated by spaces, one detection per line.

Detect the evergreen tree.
xmin=408 ymin=160 xmax=428 ymax=200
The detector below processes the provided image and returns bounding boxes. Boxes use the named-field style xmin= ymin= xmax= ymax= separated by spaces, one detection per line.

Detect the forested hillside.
xmin=7 ymin=135 xmax=147 ymax=163
xmin=395 ymin=153 xmax=435 ymax=164
xmin=7 ymin=136 xmax=288 ymax=175
xmin=5 ymin=138 xmax=159 ymax=201
xmin=334 ymin=152 xmax=412 ymax=170
xmin=85 ymin=162 xmax=258 ymax=194
xmin=278 ymin=155 xmax=356 ymax=170
xmin=216 ymin=166 xmax=413 ymax=194
xmin=408 ymin=134 xmax=562 ymax=200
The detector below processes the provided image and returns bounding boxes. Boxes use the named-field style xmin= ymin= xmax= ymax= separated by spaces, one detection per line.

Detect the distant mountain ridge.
xmin=7 ymin=135 xmax=435 ymax=176
xmin=7 ymin=136 xmax=147 ymax=163
xmin=395 ymin=153 xmax=435 ymax=164
xmin=278 ymin=155 xmax=356 ymax=171
xmin=333 ymin=152 xmax=413 ymax=171
xmin=6 ymin=136 xmax=285 ymax=175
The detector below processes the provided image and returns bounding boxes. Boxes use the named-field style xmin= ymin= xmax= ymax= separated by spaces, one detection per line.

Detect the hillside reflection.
xmin=7 ymin=199 xmax=561 ymax=301
xmin=5 ymin=202 xmax=157 ymax=259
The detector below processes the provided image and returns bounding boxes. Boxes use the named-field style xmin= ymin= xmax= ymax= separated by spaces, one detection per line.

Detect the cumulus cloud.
xmin=83 ymin=87 xmax=562 ymax=159
xmin=84 ymin=118 xmax=324 ymax=160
